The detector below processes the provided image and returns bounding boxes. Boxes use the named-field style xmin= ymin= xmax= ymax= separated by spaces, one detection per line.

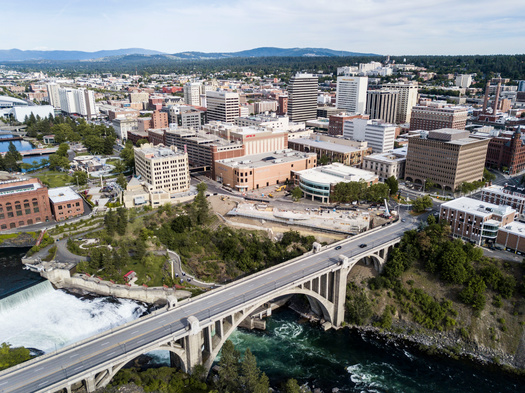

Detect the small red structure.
xmin=124 ymin=271 xmax=136 ymax=282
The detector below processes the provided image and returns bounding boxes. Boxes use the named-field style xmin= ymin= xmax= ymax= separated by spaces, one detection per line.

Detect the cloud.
xmin=1 ymin=0 xmax=524 ymax=55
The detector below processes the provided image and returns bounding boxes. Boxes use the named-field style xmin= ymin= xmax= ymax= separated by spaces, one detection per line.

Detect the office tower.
xmin=58 ymin=88 xmax=96 ymax=119
xmin=455 ymin=74 xmax=473 ymax=88
xmin=382 ymin=82 xmax=419 ymax=123
xmin=277 ymin=95 xmax=288 ymax=115
xmin=287 ymin=73 xmax=318 ymax=122
xmin=366 ymin=90 xmax=399 ymax=123
xmin=335 ymin=76 xmax=368 ymax=114
xmin=205 ymin=91 xmax=240 ymax=123
xmin=343 ymin=118 xmax=397 ymax=153
xmin=184 ymin=82 xmax=202 ymax=106
xmin=405 ymin=129 xmax=489 ymax=191
xmin=518 ymin=81 xmax=525 ymax=92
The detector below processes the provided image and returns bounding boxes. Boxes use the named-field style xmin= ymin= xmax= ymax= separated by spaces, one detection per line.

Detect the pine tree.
xmin=104 ymin=210 xmax=117 ymax=236
xmin=116 ymin=207 xmax=128 ymax=236
xmin=240 ymin=348 xmax=269 ymax=393
xmin=217 ymin=340 xmax=240 ymax=393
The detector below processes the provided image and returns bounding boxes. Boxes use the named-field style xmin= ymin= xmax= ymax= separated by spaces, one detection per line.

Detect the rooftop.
xmin=216 ymin=149 xmax=315 ymax=169
xmin=441 ymin=197 xmax=515 ymax=217
xmin=289 ymin=138 xmax=364 ymax=154
xmin=48 ymin=186 xmax=81 ymax=204
xmin=135 ymin=143 xmax=185 ymax=159
xmin=296 ymin=163 xmax=377 ymax=185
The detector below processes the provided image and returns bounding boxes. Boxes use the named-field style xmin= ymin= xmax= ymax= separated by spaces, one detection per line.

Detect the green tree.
xmin=282 ymin=379 xmax=302 ymax=393
xmin=72 ymin=170 xmax=88 ymax=186
xmin=105 ymin=209 xmax=118 ymax=236
xmin=136 ymin=138 xmax=149 ymax=146
xmin=459 ymin=275 xmax=487 ymax=311
xmin=240 ymin=348 xmax=269 ymax=393
xmin=189 ymin=183 xmax=210 ymax=225
xmin=217 ymin=340 xmax=240 ymax=393
xmin=318 ymin=154 xmax=330 ymax=165
xmin=427 ymin=214 xmax=436 ymax=225
xmin=3 ymin=141 xmax=22 ymax=172
xmin=113 ymin=160 xmax=125 ymax=173
xmin=291 ymin=186 xmax=303 ymax=202
xmin=0 ymin=343 xmax=32 ymax=371
xmin=483 ymin=168 xmax=496 ymax=182
xmin=48 ymin=154 xmax=70 ymax=171
xmin=116 ymin=173 xmax=127 ymax=190
xmin=412 ymin=195 xmax=433 ymax=213
xmin=440 ymin=241 xmax=470 ymax=284
xmin=56 ymin=143 xmax=69 ymax=157
xmin=346 ymin=289 xmax=373 ymax=325
xmin=120 ymin=140 xmax=135 ymax=170
xmin=116 ymin=207 xmax=128 ymax=236
xmin=385 ymin=176 xmax=398 ymax=195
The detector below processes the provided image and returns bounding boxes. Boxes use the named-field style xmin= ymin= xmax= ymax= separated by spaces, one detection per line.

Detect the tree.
xmin=427 ymin=214 xmax=436 ymax=225
xmin=282 ymin=379 xmax=302 ymax=393
xmin=105 ymin=209 xmax=118 ymax=236
xmin=217 ymin=340 xmax=240 ymax=393
xmin=48 ymin=154 xmax=70 ymax=171
xmin=189 ymin=183 xmax=210 ymax=225
xmin=0 ymin=343 xmax=32 ymax=371
xmin=120 ymin=140 xmax=135 ymax=170
xmin=116 ymin=173 xmax=127 ymax=190
xmin=318 ymin=154 xmax=330 ymax=165
xmin=136 ymin=138 xmax=149 ymax=146
xmin=424 ymin=178 xmax=436 ymax=191
xmin=240 ymin=348 xmax=269 ymax=393
xmin=483 ymin=168 xmax=496 ymax=182
xmin=291 ymin=186 xmax=303 ymax=202
xmin=385 ymin=176 xmax=398 ymax=195
xmin=113 ymin=160 xmax=125 ymax=173
xmin=72 ymin=171 xmax=88 ymax=186
xmin=116 ymin=207 xmax=128 ymax=236
xmin=459 ymin=275 xmax=487 ymax=311
xmin=56 ymin=143 xmax=69 ymax=157
xmin=412 ymin=195 xmax=433 ymax=213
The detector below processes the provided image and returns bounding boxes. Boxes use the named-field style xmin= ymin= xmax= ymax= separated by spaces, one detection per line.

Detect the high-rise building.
xmin=46 ymin=83 xmax=61 ymax=109
xmin=455 ymin=74 xmax=473 ymax=88
xmin=205 ymin=91 xmax=240 ymax=123
xmin=184 ymin=82 xmax=202 ymax=106
xmin=343 ymin=118 xmax=397 ymax=153
xmin=151 ymin=110 xmax=168 ymax=129
xmin=405 ymin=129 xmax=490 ymax=191
xmin=486 ymin=128 xmax=525 ymax=174
xmin=366 ymin=90 xmax=399 ymax=123
xmin=277 ymin=95 xmax=288 ymax=116
xmin=409 ymin=105 xmax=468 ymax=131
xmin=287 ymin=73 xmax=318 ymax=122
xmin=335 ymin=76 xmax=368 ymax=114
xmin=58 ymin=88 xmax=97 ymax=119
xmin=134 ymin=144 xmax=190 ymax=193
xmin=518 ymin=81 xmax=525 ymax=92
xmin=382 ymin=82 xmax=419 ymax=123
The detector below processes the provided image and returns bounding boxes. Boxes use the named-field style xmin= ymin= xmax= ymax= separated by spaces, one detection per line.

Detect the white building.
xmin=343 ymin=118 xmax=397 ymax=153
xmin=336 ymin=76 xmax=368 ymax=114
xmin=112 ymin=118 xmax=138 ymax=140
xmin=9 ymin=105 xmax=54 ymax=122
xmin=46 ymin=83 xmax=61 ymax=109
xmin=184 ymin=82 xmax=202 ymax=106
xmin=362 ymin=151 xmax=406 ymax=182
xmin=205 ymin=91 xmax=240 ymax=123
xmin=455 ymin=74 xmax=473 ymax=88
xmin=295 ymin=163 xmax=378 ymax=204
xmin=58 ymin=88 xmax=97 ymax=119
xmin=382 ymin=82 xmax=419 ymax=124
xmin=235 ymin=114 xmax=290 ymax=130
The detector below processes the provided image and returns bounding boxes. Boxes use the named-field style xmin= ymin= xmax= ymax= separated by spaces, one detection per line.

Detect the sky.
xmin=3 ymin=0 xmax=524 ymax=56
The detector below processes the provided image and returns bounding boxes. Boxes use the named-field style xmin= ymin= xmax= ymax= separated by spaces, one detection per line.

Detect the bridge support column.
xmin=85 ymin=375 xmax=96 ymax=393
xmin=215 ymin=319 xmax=223 ymax=338
xmin=184 ymin=332 xmax=203 ymax=374
xmin=333 ymin=267 xmax=350 ymax=326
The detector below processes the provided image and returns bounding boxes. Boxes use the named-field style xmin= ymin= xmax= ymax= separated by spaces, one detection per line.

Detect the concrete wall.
xmin=42 ymin=269 xmax=189 ymax=303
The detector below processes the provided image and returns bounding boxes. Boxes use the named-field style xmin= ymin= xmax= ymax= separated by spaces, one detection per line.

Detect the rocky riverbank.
xmin=0 ymin=232 xmax=38 ymax=248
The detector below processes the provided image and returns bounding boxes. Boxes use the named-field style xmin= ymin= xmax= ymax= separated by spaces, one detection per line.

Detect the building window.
xmin=34 ymin=207 xmax=39 ymax=213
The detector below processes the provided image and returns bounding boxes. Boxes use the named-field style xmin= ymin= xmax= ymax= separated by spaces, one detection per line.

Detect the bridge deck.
xmin=0 ymin=219 xmax=415 ymax=393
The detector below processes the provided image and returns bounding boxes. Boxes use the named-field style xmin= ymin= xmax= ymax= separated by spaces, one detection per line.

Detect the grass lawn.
xmin=32 ymin=171 xmax=73 ymax=188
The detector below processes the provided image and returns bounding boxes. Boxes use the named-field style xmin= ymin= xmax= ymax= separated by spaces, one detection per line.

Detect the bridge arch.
xmin=92 ymin=342 xmax=188 ymax=389
xmin=203 ymin=286 xmax=335 ymax=373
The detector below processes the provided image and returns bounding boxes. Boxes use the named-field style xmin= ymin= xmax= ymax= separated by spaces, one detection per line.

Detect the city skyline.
xmin=2 ymin=0 xmax=524 ymax=56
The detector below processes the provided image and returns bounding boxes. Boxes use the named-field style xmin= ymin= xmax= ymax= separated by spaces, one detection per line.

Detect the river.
xmin=0 ymin=249 xmax=521 ymax=392
xmin=0 ymin=134 xmax=49 ymax=170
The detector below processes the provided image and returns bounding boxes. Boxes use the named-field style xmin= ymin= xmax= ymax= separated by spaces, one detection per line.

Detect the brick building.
xmin=409 ymin=105 xmax=468 ymax=131
xmin=440 ymin=197 xmax=515 ymax=245
xmin=48 ymin=187 xmax=84 ymax=221
xmin=485 ymin=128 xmax=525 ymax=174
xmin=481 ymin=184 xmax=525 ymax=219
xmin=151 ymin=110 xmax=169 ymax=129
xmin=0 ymin=178 xmax=52 ymax=229
xmin=328 ymin=113 xmax=368 ymax=136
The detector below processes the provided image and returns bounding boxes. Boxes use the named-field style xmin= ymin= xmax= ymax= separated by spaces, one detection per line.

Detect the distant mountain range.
xmin=0 ymin=47 xmax=379 ymax=62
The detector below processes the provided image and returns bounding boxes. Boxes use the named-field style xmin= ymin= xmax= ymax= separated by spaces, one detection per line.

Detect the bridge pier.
xmin=85 ymin=375 xmax=96 ymax=393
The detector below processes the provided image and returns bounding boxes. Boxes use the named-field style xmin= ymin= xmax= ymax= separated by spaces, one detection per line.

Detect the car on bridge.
xmin=359 ymin=243 xmax=367 ymax=248
xmin=335 ymin=246 xmax=342 ymax=250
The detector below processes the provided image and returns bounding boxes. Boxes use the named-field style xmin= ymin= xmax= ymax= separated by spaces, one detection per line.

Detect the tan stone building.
xmin=214 ymin=150 xmax=317 ymax=191
xmin=134 ymin=144 xmax=190 ymax=193
xmin=404 ymin=129 xmax=490 ymax=191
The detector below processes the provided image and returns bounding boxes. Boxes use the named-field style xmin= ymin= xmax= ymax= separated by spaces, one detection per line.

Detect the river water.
xmin=0 ymin=249 xmax=521 ymax=391
xmin=0 ymin=134 xmax=49 ymax=169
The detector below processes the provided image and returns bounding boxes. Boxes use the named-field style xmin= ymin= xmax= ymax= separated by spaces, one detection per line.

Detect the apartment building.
xmin=382 ymin=82 xmax=419 ymax=123
xmin=409 ymin=105 xmax=468 ymax=131
xmin=366 ymin=90 xmax=399 ymax=124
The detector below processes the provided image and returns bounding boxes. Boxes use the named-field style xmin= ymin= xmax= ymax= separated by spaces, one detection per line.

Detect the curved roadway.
xmin=0 ymin=216 xmax=419 ymax=393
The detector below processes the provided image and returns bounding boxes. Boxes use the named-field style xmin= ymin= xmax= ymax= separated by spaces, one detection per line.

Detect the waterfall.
xmin=0 ymin=280 xmax=54 ymax=313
